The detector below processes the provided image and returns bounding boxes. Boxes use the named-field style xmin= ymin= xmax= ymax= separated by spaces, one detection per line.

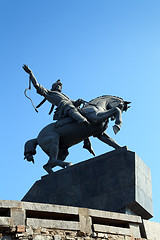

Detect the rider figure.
xmin=23 ymin=65 xmax=89 ymax=126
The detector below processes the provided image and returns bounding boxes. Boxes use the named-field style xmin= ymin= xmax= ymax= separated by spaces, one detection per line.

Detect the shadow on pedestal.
xmin=22 ymin=147 xmax=153 ymax=219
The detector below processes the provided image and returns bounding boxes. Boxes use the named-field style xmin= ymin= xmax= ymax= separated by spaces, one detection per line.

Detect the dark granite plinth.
xmin=22 ymin=147 xmax=153 ymax=219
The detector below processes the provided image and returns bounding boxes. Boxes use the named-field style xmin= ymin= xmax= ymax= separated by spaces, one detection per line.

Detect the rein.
xmin=24 ymin=78 xmax=38 ymax=113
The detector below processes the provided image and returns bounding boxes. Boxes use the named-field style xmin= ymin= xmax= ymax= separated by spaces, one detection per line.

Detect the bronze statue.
xmin=23 ymin=65 xmax=130 ymax=174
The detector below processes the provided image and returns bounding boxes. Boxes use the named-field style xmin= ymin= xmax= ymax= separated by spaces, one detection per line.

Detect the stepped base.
xmin=22 ymin=147 xmax=153 ymax=219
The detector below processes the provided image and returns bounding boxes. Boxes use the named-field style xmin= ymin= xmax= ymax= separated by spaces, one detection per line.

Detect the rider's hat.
xmin=51 ymin=79 xmax=62 ymax=91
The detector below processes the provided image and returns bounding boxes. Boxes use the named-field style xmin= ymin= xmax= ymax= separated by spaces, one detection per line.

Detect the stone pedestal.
xmin=22 ymin=147 xmax=153 ymax=219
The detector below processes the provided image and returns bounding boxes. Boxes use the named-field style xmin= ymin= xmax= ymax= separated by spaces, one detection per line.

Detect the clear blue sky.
xmin=0 ymin=0 xmax=160 ymax=222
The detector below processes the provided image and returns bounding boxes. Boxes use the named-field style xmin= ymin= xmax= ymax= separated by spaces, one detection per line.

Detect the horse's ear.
xmin=123 ymin=101 xmax=131 ymax=111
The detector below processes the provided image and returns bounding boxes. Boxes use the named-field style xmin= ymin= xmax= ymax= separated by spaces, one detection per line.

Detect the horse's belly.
xmin=37 ymin=121 xmax=107 ymax=149
xmin=58 ymin=122 xmax=106 ymax=147
xmin=59 ymin=124 xmax=93 ymax=147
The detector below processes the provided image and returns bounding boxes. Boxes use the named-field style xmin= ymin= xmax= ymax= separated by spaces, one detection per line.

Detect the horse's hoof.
xmin=63 ymin=162 xmax=73 ymax=168
xmin=43 ymin=164 xmax=53 ymax=174
xmin=113 ymin=125 xmax=120 ymax=135
xmin=68 ymin=162 xmax=73 ymax=167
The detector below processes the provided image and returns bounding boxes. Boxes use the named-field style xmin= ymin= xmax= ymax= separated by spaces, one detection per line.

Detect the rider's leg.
xmin=68 ymin=108 xmax=90 ymax=125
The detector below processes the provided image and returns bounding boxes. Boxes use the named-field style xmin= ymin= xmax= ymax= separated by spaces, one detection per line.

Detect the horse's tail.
xmin=24 ymin=138 xmax=38 ymax=164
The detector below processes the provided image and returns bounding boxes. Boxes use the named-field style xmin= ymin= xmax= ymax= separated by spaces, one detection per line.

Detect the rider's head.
xmin=51 ymin=79 xmax=62 ymax=92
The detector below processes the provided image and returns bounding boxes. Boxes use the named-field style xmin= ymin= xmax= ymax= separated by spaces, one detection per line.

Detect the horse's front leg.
xmin=92 ymin=107 xmax=122 ymax=134
xmin=97 ymin=132 xmax=121 ymax=149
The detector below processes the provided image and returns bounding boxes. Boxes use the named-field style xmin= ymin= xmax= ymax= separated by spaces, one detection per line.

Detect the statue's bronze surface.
xmin=23 ymin=65 xmax=130 ymax=174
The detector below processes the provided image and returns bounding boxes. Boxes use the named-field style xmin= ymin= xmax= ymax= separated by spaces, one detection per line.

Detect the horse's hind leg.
xmin=43 ymin=160 xmax=57 ymax=174
xmin=44 ymin=157 xmax=72 ymax=173
xmin=43 ymin=136 xmax=72 ymax=174
xmin=43 ymin=134 xmax=60 ymax=174
xmin=58 ymin=147 xmax=70 ymax=161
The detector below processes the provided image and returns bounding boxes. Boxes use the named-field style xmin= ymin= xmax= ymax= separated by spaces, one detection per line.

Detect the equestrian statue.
xmin=23 ymin=65 xmax=130 ymax=174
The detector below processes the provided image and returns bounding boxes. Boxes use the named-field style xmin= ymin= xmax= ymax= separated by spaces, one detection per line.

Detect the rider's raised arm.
xmin=23 ymin=64 xmax=48 ymax=97
xmin=29 ymin=71 xmax=40 ymax=90
xmin=30 ymin=73 xmax=49 ymax=97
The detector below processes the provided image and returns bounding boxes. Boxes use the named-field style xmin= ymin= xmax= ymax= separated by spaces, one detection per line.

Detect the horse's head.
xmin=110 ymin=100 xmax=131 ymax=112
xmin=87 ymin=95 xmax=131 ymax=113
xmin=103 ymin=96 xmax=131 ymax=112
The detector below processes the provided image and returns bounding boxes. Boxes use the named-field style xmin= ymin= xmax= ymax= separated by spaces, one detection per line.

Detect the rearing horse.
xmin=24 ymin=95 xmax=130 ymax=174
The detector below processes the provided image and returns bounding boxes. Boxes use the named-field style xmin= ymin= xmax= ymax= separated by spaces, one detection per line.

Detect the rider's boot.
xmin=68 ymin=109 xmax=90 ymax=126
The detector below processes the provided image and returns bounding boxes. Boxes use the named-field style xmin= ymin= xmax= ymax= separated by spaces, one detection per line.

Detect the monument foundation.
xmin=0 ymin=200 xmax=159 ymax=239
xmin=22 ymin=147 xmax=153 ymax=220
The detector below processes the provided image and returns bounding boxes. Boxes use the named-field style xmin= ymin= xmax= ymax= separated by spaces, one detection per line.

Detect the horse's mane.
xmin=89 ymin=95 xmax=124 ymax=103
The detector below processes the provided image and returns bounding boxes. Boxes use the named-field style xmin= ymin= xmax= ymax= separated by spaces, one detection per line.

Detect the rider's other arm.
xmin=72 ymin=99 xmax=84 ymax=107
